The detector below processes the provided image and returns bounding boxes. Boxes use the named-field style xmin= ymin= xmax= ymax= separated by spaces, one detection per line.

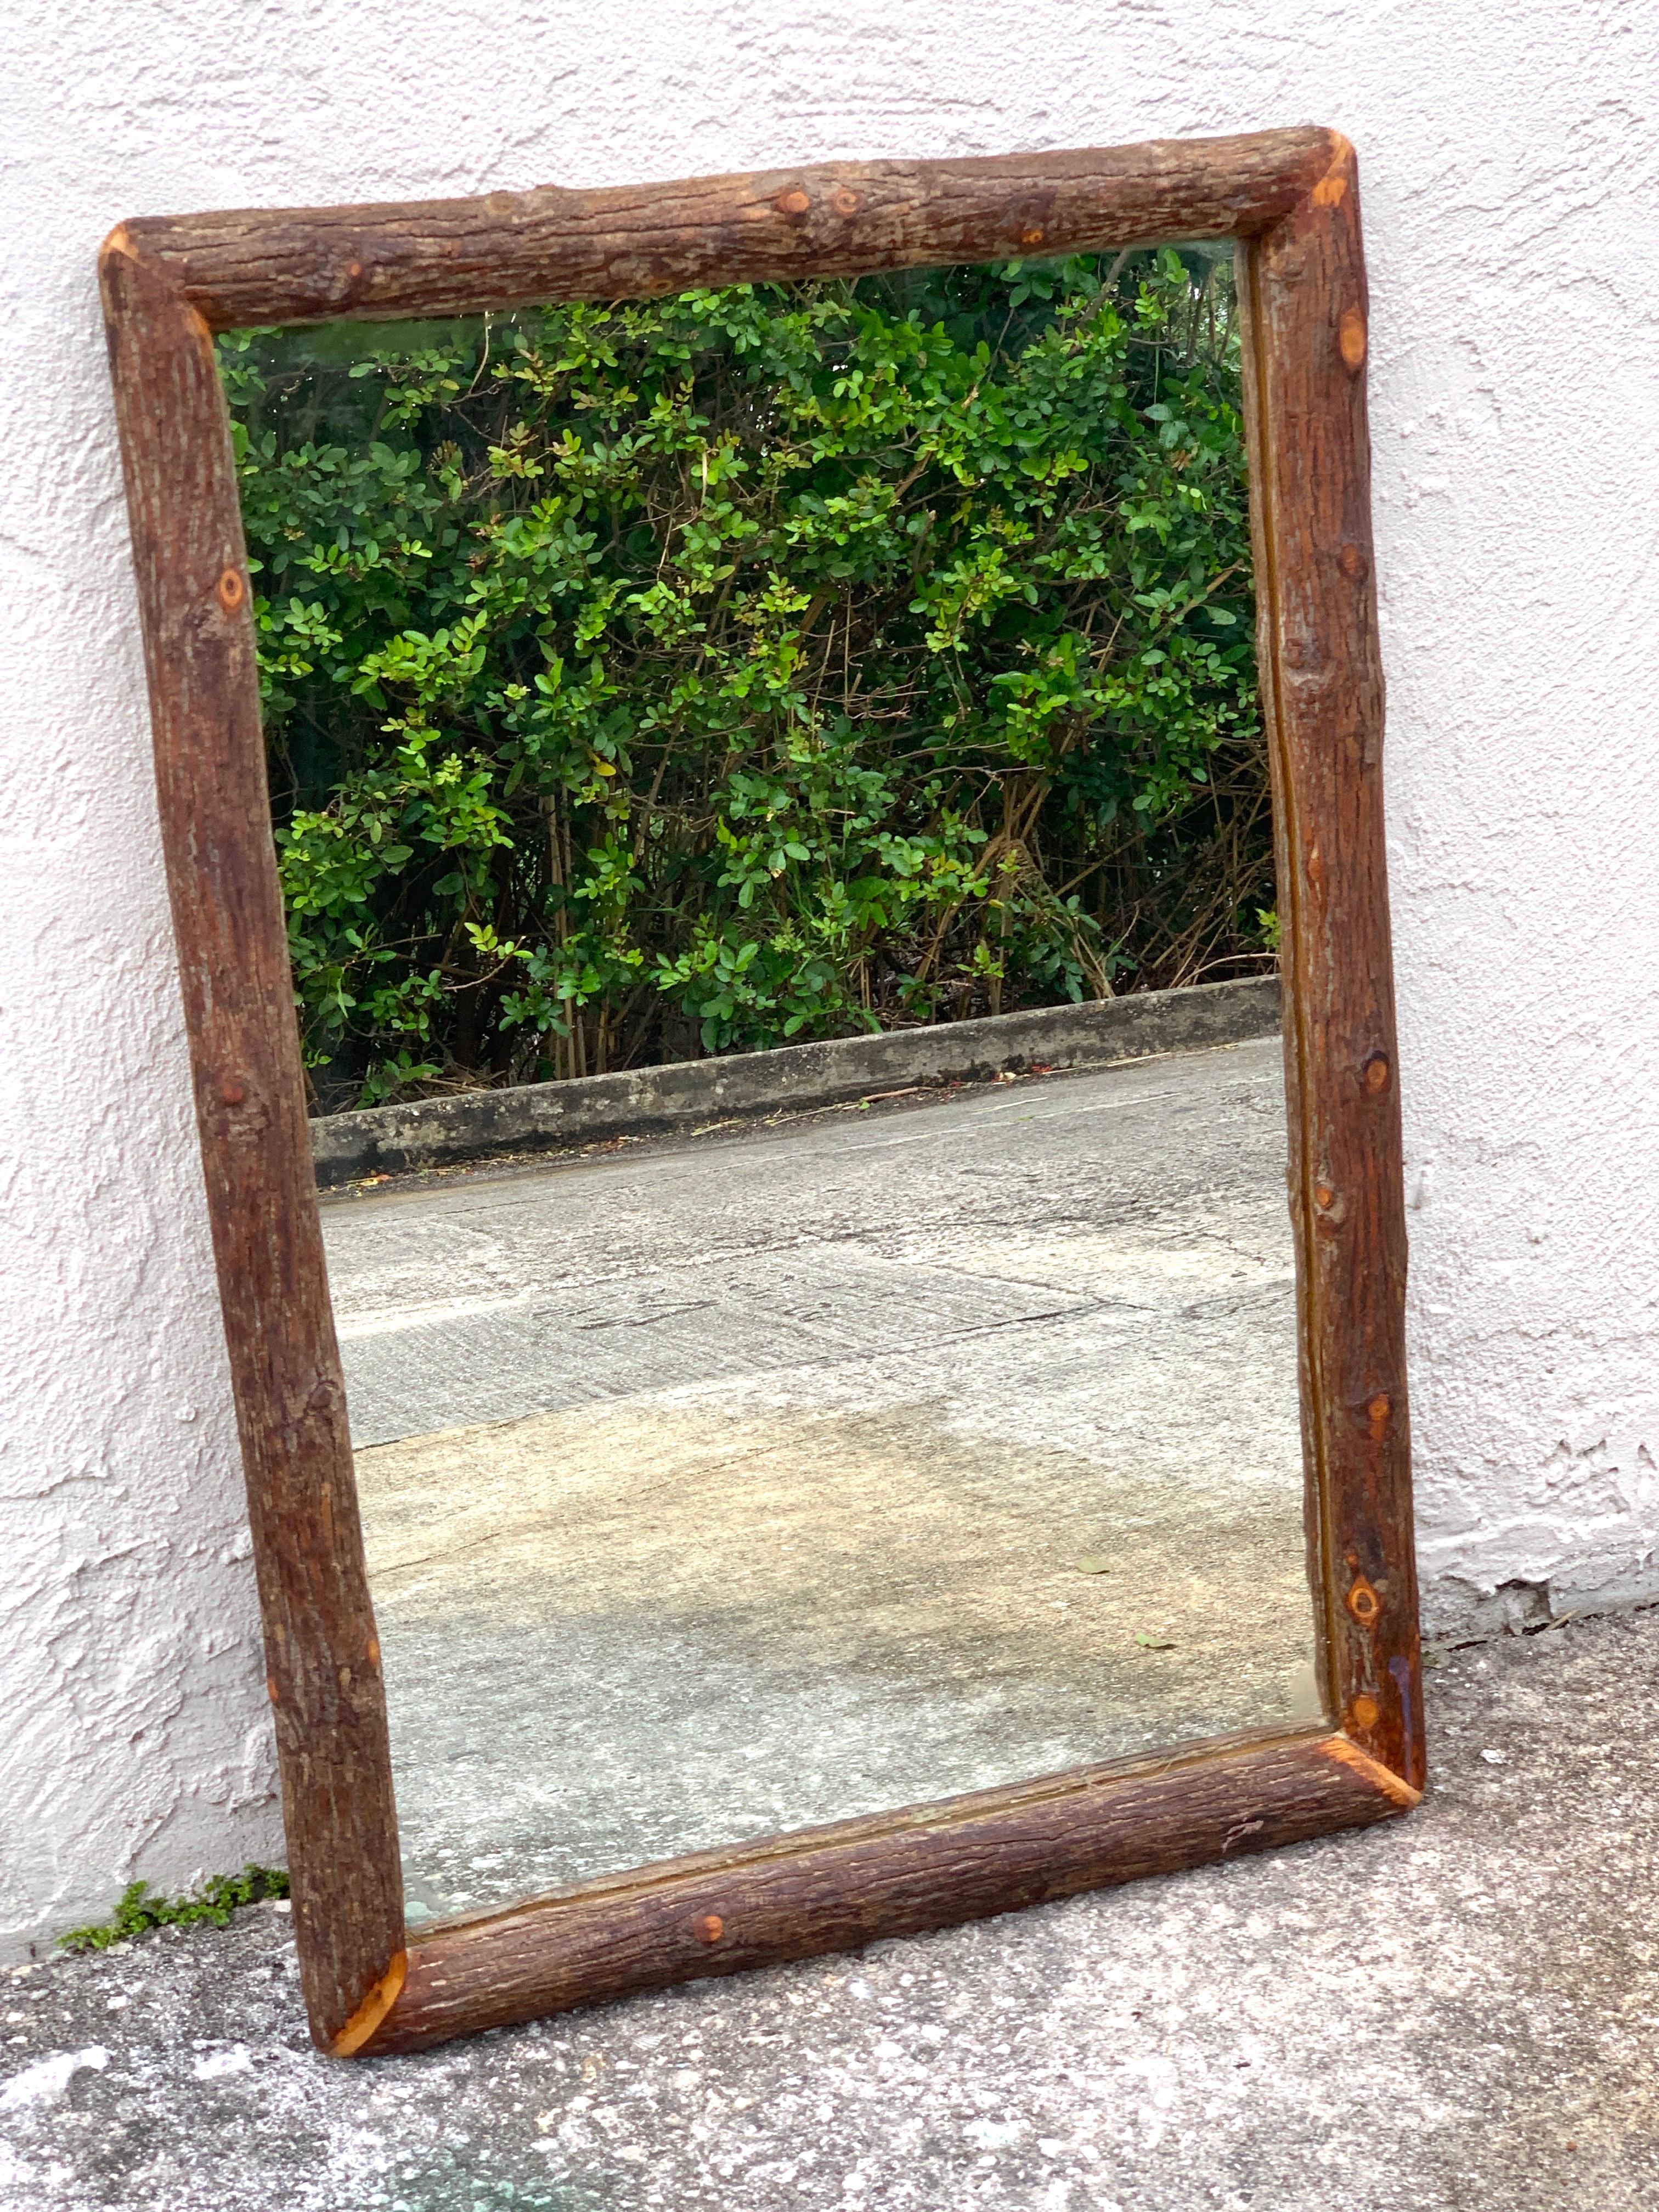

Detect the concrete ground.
xmin=318 ymin=1038 xmax=1317 ymax=1918
xmin=4 ymin=1609 xmax=1658 ymax=2210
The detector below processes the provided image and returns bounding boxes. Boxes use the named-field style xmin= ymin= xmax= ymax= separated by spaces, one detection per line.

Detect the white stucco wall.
xmin=3 ymin=0 xmax=1655 ymax=1956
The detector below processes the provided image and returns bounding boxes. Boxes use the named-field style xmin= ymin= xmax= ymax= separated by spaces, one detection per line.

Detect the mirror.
xmin=327 ymin=1036 xmax=1309 ymax=1923
xmin=110 ymin=127 xmax=1419 ymax=2056
xmin=217 ymin=247 xmax=1317 ymax=1927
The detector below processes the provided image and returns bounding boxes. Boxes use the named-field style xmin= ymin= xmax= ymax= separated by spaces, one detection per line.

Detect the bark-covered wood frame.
xmin=99 ymin=126 xmax=1420 ymax=2059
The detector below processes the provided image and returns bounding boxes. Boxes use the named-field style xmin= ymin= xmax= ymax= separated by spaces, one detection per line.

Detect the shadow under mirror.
xmin=216 ymin=243 xmax=1318 ymax=1930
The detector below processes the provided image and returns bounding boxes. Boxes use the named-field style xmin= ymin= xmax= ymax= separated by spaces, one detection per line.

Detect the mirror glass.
xmin=217 ymin=245 xmax=1319 ymax=1927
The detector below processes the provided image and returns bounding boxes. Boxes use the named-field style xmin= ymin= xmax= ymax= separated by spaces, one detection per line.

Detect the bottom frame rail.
xmin=346 ymin=1729 xmax=1415 ymax=2057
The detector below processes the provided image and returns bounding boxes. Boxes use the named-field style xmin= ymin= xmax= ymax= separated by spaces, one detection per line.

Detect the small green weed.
xmin=57 ymin=1865 xmax=290 ymax=1953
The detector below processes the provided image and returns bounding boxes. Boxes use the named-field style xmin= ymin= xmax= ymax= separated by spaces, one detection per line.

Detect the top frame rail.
xmin=105 ymin=129 xmax=1334 ymax=332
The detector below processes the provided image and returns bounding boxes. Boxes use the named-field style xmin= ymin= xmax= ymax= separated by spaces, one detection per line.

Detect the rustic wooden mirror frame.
xmin=100 ymin=126 xmax=1420 ymax=2059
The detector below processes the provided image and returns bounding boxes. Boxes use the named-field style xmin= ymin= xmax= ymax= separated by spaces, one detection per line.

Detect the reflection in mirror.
xmin=218 ymin=246 xmax=1317 ymax=1927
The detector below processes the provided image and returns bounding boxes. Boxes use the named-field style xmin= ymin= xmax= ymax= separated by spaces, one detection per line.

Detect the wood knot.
xmin=1347 ymin=1576 xmax=1381 ymax=1626
xmin=1020 ymin=227 xmax=1045 ymax=247
xmin=830 ymin=185 xmax=860 ymax=216
xmin=216 ymin=569 xmax=245 ymax=613
xmin=1350 ymin=1694 xmax=1380 ymax=1730
xmin=217 ymin=1080 xmax=271 ymax=1141
xmin=776 ymin=187 xmax=811 ymax=217
xmin=1363 ymin=1051 xmax=1390 ymax=1092
xmin=266 ymin=1676 xmax=280 ymax=1706
xmin=1367 ymin=1392 xmax=1391 ymax=1441
xmin=691 ymin=1914 xmax=725 ymax=1945
xmin=1314 ymin=1183 xmax=1335 ymax=1211
xmin=1339 ymin=307 xmax=1367 ymax=371
xmin=1339 ymin=542 xmax=1369 ymax=581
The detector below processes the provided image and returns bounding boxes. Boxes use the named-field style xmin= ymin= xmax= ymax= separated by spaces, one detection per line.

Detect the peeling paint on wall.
xmin=4 ymin=0 xmax=1657 ymax=1951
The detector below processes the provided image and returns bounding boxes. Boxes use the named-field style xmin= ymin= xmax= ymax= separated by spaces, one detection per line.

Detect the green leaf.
xmin=223 ymin=246 xmax=1260 ymax=1093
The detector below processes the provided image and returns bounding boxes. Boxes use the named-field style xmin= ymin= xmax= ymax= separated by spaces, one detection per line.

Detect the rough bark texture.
xmin=360 ymin=1732 xmax=1415 ymax=2054
xmin=1239 ymin=137 xmax=1423 ymax=1788
xmin=97 ymin=124 xmax=1421 ymax=2057
xmin=111 ymin=131 xmax=1332 ymax=331
xmin=98 ymin=242 xmax=405 ymax=2055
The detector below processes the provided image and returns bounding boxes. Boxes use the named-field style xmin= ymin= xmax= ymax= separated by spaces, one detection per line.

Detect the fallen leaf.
xmin=1073 ymin=1556 xmax=1113 ymax=1575
xmin=1134 ymin=1632 xmax=1177 ymax=1651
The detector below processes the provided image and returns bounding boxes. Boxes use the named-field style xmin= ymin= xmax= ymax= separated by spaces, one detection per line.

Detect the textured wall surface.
xmin=3 ymin=0 xmax=1655 ymax=1955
